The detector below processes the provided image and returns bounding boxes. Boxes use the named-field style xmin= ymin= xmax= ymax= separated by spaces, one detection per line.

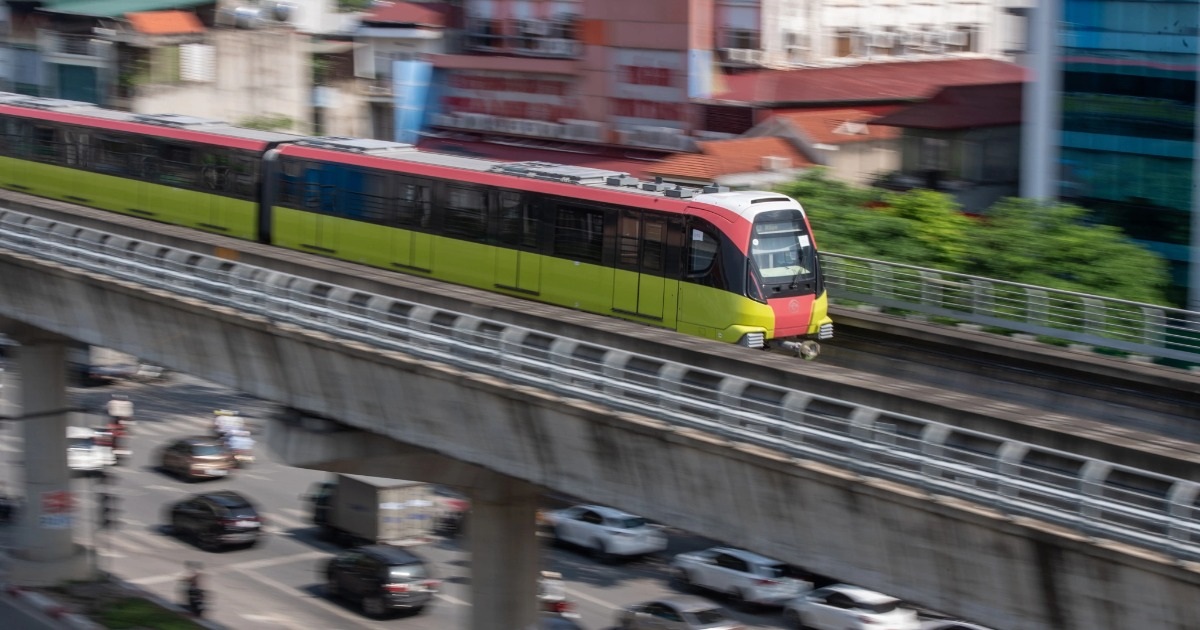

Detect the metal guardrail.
xmin=0 ymin=209 xmax=1197 ymax=561
xmin=822 ymin=253 xmax=1200 ymax=365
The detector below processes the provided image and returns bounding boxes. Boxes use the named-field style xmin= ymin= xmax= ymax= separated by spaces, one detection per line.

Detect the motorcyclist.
xmin=180 ymin=562 xmax=207 ymax=618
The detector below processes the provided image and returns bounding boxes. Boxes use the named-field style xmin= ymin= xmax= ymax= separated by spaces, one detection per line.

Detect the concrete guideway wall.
xmin=0 ymin=247 xmax=1197 ymax=629
xmin=1 ymin=195 xmax=1196 ymax=480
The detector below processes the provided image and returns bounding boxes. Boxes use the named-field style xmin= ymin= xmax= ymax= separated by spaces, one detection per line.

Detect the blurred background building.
xmin=1021 ymin=0 xmax=1199 ymax=310
xmin=0 ymin=0 xmax=1193 ymax=308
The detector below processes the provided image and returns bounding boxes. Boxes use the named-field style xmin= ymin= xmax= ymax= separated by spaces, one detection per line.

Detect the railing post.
xmin=969 ymin=278 xmax=993 ymax=315
xmin=920 ymin=271 xmax=942 ymax=307
xmin=919 ymin=424 xmax=951 ymax=483
xmin=868 ymin=261 xmax=893 ymax=299
xmin=1141 ymin=306 xmax=1166 ymax=347
xmin=1079 ymin=461 xmax=1111 ymax=536
xmin=1081 ymin=297 xmax=1105 ymax=337
xmin=1166 ymin=481 xmax=1199 ymax=550
xmin=1026 ymin=287 xmax=1048 ymax=327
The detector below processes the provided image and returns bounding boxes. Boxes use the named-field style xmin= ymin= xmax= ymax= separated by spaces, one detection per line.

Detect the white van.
xmin=67 ymin=427 xmax=115 ymax=472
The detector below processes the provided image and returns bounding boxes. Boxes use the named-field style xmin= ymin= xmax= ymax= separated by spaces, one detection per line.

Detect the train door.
xmin=492 ymin=190 xmax=541 ymax=294
xmin=200 ymin=148 xmax=230 ymax=231
xmin=312 ymin=167 xmax=340 ymax=253
xmin=612 ymin=209 xmax=667 ymax=320
xmin=391 ymin=177 xmax=432 ymax=271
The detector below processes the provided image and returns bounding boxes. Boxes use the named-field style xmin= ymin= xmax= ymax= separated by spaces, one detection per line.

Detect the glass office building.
xmin=1054 ymin=0 xmax=1199 ymax=309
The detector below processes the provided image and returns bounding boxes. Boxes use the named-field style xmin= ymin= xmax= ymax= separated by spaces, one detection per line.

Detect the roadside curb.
xmin=104 ymin=572 xmax=228 ymax=630
xmin=0 ymin=573 xmax=227 ymax=630
xmin=1 ymin=581 xmax=104 ymax=630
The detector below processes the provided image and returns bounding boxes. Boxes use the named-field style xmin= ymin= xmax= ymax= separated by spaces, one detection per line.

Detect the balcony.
xmin=40 ymin=31 xmax=112 ymax=63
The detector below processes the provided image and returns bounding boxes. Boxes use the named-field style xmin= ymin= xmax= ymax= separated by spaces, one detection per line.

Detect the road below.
xmin=0 ymin=372 xmax=791 ymax=630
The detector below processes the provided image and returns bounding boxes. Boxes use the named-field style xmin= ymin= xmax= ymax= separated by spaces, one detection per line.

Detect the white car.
xmin=783 ymin=584 xmax=921 ymax=630
xmin=543 ymin=505 xmax=667 ymax=561
xmin=921 ymin=621 xmax=996 ymax=630
xmin=67 ymin=426 xmax=115 ymax=472
xmin=671 ymin=547 xmax=810 ymax=609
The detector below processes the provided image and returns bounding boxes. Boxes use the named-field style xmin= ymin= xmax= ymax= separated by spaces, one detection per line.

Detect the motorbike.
xmin=538 ymin=571 xmax=579 ymax=619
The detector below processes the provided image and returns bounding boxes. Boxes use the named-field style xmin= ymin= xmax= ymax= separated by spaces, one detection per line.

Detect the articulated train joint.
xmin=772 ymin=339 xmax=821 ymax=361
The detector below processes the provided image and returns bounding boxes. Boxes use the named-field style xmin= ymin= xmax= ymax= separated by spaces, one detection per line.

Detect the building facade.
xmin=1023 ymin=0 xmax=1199 ymax=309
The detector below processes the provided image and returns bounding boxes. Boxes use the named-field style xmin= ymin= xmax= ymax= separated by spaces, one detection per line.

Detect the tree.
xmin=775 ymin=171 xmax=1171 ymax=305
xmin=962 ymin=198 xmax=1169 ymax=304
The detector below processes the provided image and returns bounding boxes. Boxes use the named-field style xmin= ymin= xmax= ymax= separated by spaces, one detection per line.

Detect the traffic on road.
xmin=0 ymin=367 xmax=991 ymax=630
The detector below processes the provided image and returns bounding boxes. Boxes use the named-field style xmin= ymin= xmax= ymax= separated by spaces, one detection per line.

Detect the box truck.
xmin=303 ymin=474 xmax=440 ymax=546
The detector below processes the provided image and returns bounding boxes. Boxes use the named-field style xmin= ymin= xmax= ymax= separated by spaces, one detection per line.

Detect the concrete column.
xmin=3 ymin=331 xmax=89 ymax=585
xmin=14 ymin=341 xmax=74 ymax=561
xmin=467 ymin=477 xmax=540 ymax=630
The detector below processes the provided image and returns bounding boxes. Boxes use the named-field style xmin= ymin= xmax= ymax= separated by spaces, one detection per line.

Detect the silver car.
xmin=617 ymin=596 xmax=745 ymax=630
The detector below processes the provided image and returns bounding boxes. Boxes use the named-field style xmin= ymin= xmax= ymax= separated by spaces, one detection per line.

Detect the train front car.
xmin=705 ymin=192 xmax=834 ymax=359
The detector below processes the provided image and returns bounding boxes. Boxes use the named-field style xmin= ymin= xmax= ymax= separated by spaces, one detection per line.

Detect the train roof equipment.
xmin=0 ymin=93 xmax=302 ymax=146
xmin=291 ymin=137 xmax=740 ymax=203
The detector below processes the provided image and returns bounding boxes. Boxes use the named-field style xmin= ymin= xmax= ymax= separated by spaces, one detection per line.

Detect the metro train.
xmin=0 ymin=94 xmax=833 ymax=357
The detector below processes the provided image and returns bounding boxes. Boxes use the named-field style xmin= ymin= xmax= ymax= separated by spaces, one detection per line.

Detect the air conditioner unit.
xmin=726 ymin=48 xmax=751 ymax=63
xmin=943 ymin=31 xmax=969 ymax=46
xmin=365 ymin=84 xmax=389 ymax=95
xmin=544 ymin=39 xmax=577 ymax=56
xmin=868 ymin=32 xmax=895 ymax=48
xmin=523 ymin=20 xmax=548 ymax=36
xmin=902 ymin=30 xmax=926 ymax=46
xmin=746 ymin=50 xmax=765 ymax=64
xmin=786 ymin=45 xmax=809 ymax=64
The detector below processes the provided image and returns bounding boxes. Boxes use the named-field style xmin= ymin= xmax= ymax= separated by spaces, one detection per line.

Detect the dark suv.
xmin=168 ymin=490 xmax=264 ymax=551
xmin=324 ymin=545 xmax=439 ymax=618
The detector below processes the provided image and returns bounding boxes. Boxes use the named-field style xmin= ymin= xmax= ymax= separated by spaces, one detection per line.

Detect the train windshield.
xmin=749 ymin=211 xmax=816 ymax=295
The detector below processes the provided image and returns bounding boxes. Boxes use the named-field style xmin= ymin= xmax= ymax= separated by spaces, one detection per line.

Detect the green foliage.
xmin=236 ymin=113 xmax=294 ymax=132
xmin=97 ymin=597 xmax=204 ymax=629
xmin=775 ymin=171 xmax=1171 ymax=305
xmin=336 ymin=0 xmax=372 ymax=11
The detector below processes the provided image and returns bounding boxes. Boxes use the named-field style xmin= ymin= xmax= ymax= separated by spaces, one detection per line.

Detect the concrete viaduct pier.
xmin=0 ymin=210 xmax=1197 ymax=628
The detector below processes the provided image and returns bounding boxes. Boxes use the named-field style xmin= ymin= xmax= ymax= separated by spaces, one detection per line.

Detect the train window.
xmin=617 ymin=211 xmax=640 ymax=268
xmin=155 ymin=141 xmax=196 ymax=188
xmin=642 ymin=218 xmax=666 ymax=272
xmin=231 ymin=154 xmax=257 ymax=199
xmin=276 ymin=157 xmax=305 ymax=206
xmin=688 ymin=227 xmax=719 ymax=276
xmin=344 ymin=169 xmax=389 ymax=224
xmin=32 ymin=124 xmax=60 ymax=164
xmin=444 ymin=185 xmax=487 ymax=241
xmin=93 ymin=134 xmax=135 ymax=177
xmin=495 ymin=191 xmax=537 ymax=249
xmin=395 ymin=178 xmax=432 ymax=229
xmin=63 ymin=127 xmax=90 ymax=169
xmin=553 ymin=204 xmax=604 ymax=263
xmin=200 ymin=148 xmax=232 ymax=192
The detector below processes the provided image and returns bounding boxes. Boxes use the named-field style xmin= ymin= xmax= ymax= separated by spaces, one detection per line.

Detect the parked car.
xmin=167 ymin=490 xmax=264 ymax=551
xmin=542 ymin=504 xmax=667 ymax=561
xmin=158 ymin=436 xmax=235 ymax=481
xmin=920 ymin=621 xmax=996 ymax=630
xmin=67 ymin=426 xmax=114 ymax=473
xmin=783 ymin=584 xmax=921 ymax=630
xmin=616 ymin=596 xmax=745 ymax=630
xmin=671 ymin=547 xmax=810 ymax=610
xmin=324 ymin=544 xmax=439 ymax=618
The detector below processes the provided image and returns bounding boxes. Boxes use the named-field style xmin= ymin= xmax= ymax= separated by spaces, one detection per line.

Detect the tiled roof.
xmin=871 ymin=82 xmax=1024 ymax=129
xmin=124 ymin=9 xmax=204 ymax=34
xmin=646 ymin=137 xmax=811 ymax=181
xmin=771 ymin=106 xmax=903 ymax=145
xmin=711 ymin=58 xmax=1027 ymax=105
xmin=363 ymin=1 xmax=451 ymax=26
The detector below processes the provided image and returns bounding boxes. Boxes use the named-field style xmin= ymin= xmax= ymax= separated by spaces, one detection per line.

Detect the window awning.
xmin=39 ymin=0 xmax=213 ymax=18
